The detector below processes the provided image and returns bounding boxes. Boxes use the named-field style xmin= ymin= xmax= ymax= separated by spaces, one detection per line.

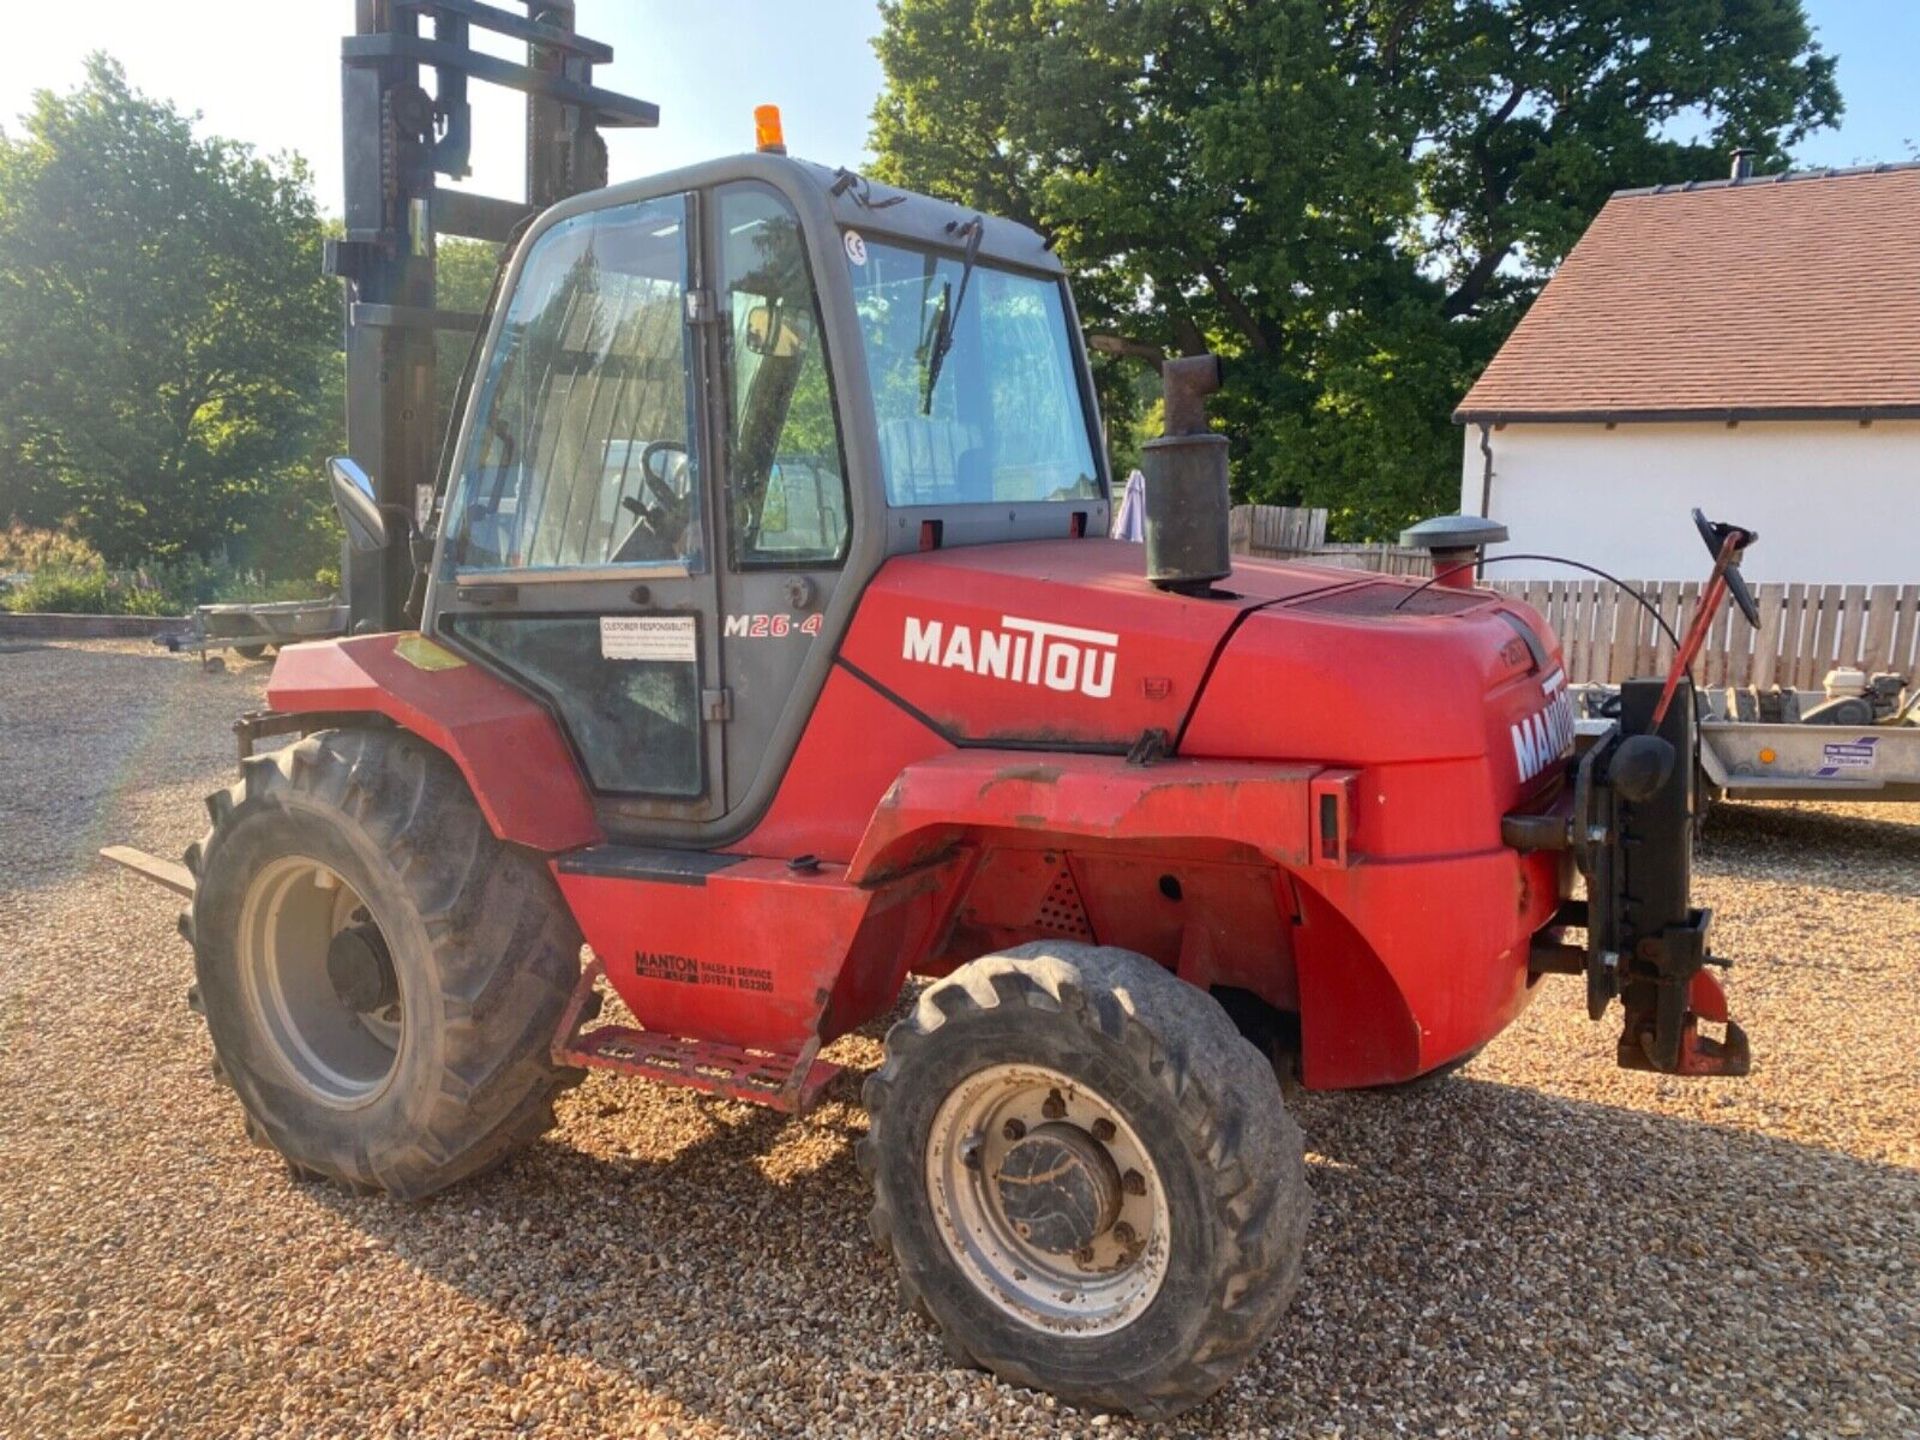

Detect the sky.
xmin=0 ymin=1 xmax=1911 ymax=216
xmin=0 ymin=1 xmax=889 ymax=210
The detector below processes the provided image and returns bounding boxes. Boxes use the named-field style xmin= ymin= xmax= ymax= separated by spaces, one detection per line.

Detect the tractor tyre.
xmin=859 ymin=942 xmax=1308 ymax=1420
xmin=233 ymin=644 xmax=270 ymax=661
xmin=184 ymin=727 xmax=582 ymax=1200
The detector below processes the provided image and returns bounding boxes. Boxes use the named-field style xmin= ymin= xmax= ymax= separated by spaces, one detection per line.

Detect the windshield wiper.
xmin=920 ymin=215 xmax=985 ymax=414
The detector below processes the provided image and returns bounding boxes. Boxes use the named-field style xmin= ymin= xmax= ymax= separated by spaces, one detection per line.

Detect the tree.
xmin=0 ymin=56 xmax=336 ymax=565
xmin=870 ymin=0 xmax=1840 ymax=538
xmin=433 ymin=234 xmax=505 ymax=447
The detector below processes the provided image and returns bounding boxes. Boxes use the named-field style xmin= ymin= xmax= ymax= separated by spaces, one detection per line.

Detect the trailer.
xmin=1698 ymin=717 xmax=1920 ymax=802
xmin=1575 ymin=681 xmax=1920 ymax=804
xmin=193 ymin=598 xmax=349 ymax=661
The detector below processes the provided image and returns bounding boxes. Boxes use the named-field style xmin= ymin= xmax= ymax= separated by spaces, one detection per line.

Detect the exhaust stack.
xmin=1142 ymin=354 xmax=1231 ymax=594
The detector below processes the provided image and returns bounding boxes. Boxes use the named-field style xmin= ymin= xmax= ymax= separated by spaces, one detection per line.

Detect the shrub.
xmin=0 ymin=523 xmax=105 ymax=575
xmin=0 ymin=521 xmax=337 ymax=616
xmin=1 ymin=567 xmax=118 ymax=614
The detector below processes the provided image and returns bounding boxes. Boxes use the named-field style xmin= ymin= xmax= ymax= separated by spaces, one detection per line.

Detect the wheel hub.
xmin=326 ymin=923 xmax=397 ymax=1013
xmin=994 ymin=1122 xmax=1122 ymax=1255
xmin=926 ymin=1063 xmax=1171 ymax=1334
xmin=237 ymin=857 xmax=401 ymax=1108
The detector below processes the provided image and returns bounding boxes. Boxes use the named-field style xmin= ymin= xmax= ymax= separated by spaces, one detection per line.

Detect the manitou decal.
xmin=903 ymin=614 xmax=1119 ymax=699
xmin=1512 ymin=668 xmax=1575 ymax=784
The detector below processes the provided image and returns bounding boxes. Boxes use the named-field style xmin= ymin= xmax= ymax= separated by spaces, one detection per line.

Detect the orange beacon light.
xmin=754 ymin=105 xmax=787 ymax=155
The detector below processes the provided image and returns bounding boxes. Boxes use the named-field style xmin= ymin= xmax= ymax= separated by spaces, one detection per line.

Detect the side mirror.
xmin=744 ymin=302 xmax=812 ymax=358
xmin=329 ymin=456 xmax=389 ymax=553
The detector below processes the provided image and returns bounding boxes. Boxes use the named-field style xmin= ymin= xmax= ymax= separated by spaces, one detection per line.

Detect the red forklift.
xmin=106 ymin=0 xmax=1757 ymax=1417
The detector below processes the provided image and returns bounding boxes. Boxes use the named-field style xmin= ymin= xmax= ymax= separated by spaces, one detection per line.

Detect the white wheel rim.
xmin=925 ymin=1062 xmax=1171 ymax=1335
xmin=236 ymin=856 xmax=400 ymax=1108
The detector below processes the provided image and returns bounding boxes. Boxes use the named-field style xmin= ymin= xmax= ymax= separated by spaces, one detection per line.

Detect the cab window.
xmin=848 ymin=236 xmax=1100 ymax=507
xmin=717 ymin=184 xmax=849 ymax=566
xmin=449 ymin=193 xmax=702 ymax=572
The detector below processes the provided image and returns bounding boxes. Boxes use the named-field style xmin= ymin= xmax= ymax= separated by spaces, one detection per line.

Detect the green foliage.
xmin=434 ymin=236 xmax=506 ymax=450
xmin=0 ymin=56 xmax=337 ymax=565
xmin=1 ymin=567 xmax=116 ymax=615
xmin=0 ymin=518 xmax=332 ymax=615
xmin=870 ymin=0 xmax=1840 ymax=538
xmin=0 ymin=521 xmax=104 ymax=574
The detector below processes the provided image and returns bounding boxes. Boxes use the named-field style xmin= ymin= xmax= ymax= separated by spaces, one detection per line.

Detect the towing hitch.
xmin=1519 ymin=511 xmax=1760 ymax=1077
xmin=1605 ymin=904 xmax=1750 ymax=1076
xmin=1577 ymin=675 xmax=1749 ymax=1076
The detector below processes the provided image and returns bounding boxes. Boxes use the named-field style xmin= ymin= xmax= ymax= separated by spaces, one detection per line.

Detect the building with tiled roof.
xmin=1454 ymin=159 xmax=1920 ymax=584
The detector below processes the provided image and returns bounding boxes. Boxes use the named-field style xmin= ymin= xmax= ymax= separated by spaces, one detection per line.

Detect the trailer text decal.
xmin=902 ymin=614 xmax=1118 ymax=699
xmin=1511 ymin=670 xmax=1575 ymax=784
xmin=1816 ymin=737 xmax=1878 ymax=775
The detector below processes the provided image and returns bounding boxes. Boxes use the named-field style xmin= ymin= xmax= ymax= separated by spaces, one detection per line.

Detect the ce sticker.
xmin=843 ymin=229 xmax=868 ymax=265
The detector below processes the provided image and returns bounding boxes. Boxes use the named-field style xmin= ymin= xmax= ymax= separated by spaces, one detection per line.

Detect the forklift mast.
xmin=325 ymin=0 xmax=657 ymax=633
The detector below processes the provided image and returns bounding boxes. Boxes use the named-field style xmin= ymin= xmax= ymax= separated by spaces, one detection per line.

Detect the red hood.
xmin=836 ymin=539 xmax=1550 ymax=761
xmin=838 ymin=539 xmax=1329 ymax=747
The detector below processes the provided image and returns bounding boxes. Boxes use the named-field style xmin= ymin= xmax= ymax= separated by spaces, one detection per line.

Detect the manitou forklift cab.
xmin=394 ymin=151 xmax=1108 ymax=842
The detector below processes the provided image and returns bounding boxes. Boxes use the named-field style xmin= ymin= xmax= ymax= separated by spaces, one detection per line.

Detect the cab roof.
xmin=581 ymin=150 xmax=1064 ymax=277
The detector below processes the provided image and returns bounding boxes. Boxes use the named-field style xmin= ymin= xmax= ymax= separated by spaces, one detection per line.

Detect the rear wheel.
xmin=232 ymin=643 xmax=270 ymax=660
xmin=860 ymin=943 xmax=1308 ymax=1419
xmin=185 ymin=727 xmax=582 ymax=1198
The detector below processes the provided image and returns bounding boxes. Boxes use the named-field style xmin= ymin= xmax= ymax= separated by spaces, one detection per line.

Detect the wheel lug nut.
xmin=1073 ymin=1246 xmax=1095 ymax=1266
xmin=1090 ymin=1118 xmax=1116 ymax=1143
xmin=1123 ymin=1168 xmax=1147 ymax=1196
xmin=1112 ymin=1221 xmax=1136 ymax=1247
xmin=1002 ymin=1119 xmax=1025 ymax=1141
xmin=961 ymin=1137 xmax=983 ymax=1170
xmin=1042 ymin=1090 xmax=1066 ymax=1120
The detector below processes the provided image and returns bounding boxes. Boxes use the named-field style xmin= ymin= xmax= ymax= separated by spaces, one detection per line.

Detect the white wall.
xmin=1457 ymin=421 xmax=1920 ymax=583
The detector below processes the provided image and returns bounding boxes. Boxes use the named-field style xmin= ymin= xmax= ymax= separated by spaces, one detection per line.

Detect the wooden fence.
xmin=1226 ymin=505 xmax=1918 ymax=687
xmin=1229 ymin=506 xmax=1431 ymax=575
xmin=1291 ymin=542 xmax=1432 ymax=576
xmin=1228 ymin=504 xmax=1326 ymax=555
xmin=1486 ymin=580 xmax=1920 ymax=689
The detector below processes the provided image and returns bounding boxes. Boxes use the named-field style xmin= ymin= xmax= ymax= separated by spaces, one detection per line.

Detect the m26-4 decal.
xmin=724 ymin=613 xmax=824 ymax=638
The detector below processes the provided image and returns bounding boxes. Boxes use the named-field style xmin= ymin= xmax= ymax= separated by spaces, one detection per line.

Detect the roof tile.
xmin=1455 ymin=165 xmax=1920 ymax=421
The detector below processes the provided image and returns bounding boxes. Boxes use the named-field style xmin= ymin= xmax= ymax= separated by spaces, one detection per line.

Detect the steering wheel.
xmin=616 ymin=440 xmax=692 ymax=558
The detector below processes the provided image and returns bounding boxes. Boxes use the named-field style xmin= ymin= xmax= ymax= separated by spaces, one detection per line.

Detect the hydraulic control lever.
xmin=1650 ymin=510 xmax=1759 ymax=729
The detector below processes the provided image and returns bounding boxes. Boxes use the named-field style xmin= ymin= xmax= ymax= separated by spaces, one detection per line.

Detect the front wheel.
xmin=859 ymin=943 xmax=1308 ymax=1419
xmin=185 ymin=727 xmax=583 ymax=1199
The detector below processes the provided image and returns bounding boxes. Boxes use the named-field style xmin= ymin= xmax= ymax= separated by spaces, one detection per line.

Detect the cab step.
xmin=550 ymin=960 xmax=840 ymax=1114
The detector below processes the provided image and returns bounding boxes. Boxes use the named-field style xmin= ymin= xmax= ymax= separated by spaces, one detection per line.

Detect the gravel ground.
xmin=1 ymin=638 xmax=1916 ymax=1440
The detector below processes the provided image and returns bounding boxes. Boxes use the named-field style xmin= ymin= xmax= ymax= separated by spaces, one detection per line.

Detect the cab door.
xmin=430 ymin=188 xmax=728 ymax=827
xmin=709 ymin=181 xmax=855 ymax=812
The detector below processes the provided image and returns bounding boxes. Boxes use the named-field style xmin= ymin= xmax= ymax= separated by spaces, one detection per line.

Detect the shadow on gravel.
xmin=297 ymin=1062 xmax=1920 ymax=1437
xmin=1705 ymin=797 xmax=1920 ymax=859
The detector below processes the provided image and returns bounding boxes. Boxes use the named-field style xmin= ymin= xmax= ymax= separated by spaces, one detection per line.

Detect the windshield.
xmin=846 ymin=235 xmax=1101 ymax=507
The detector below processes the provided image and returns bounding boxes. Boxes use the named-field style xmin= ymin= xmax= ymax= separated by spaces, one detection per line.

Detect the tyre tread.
xmin=187 ymin=727 xmax=582 ymax=1201
xmin=862 ymin=941 xmax=1308 ymax=1419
